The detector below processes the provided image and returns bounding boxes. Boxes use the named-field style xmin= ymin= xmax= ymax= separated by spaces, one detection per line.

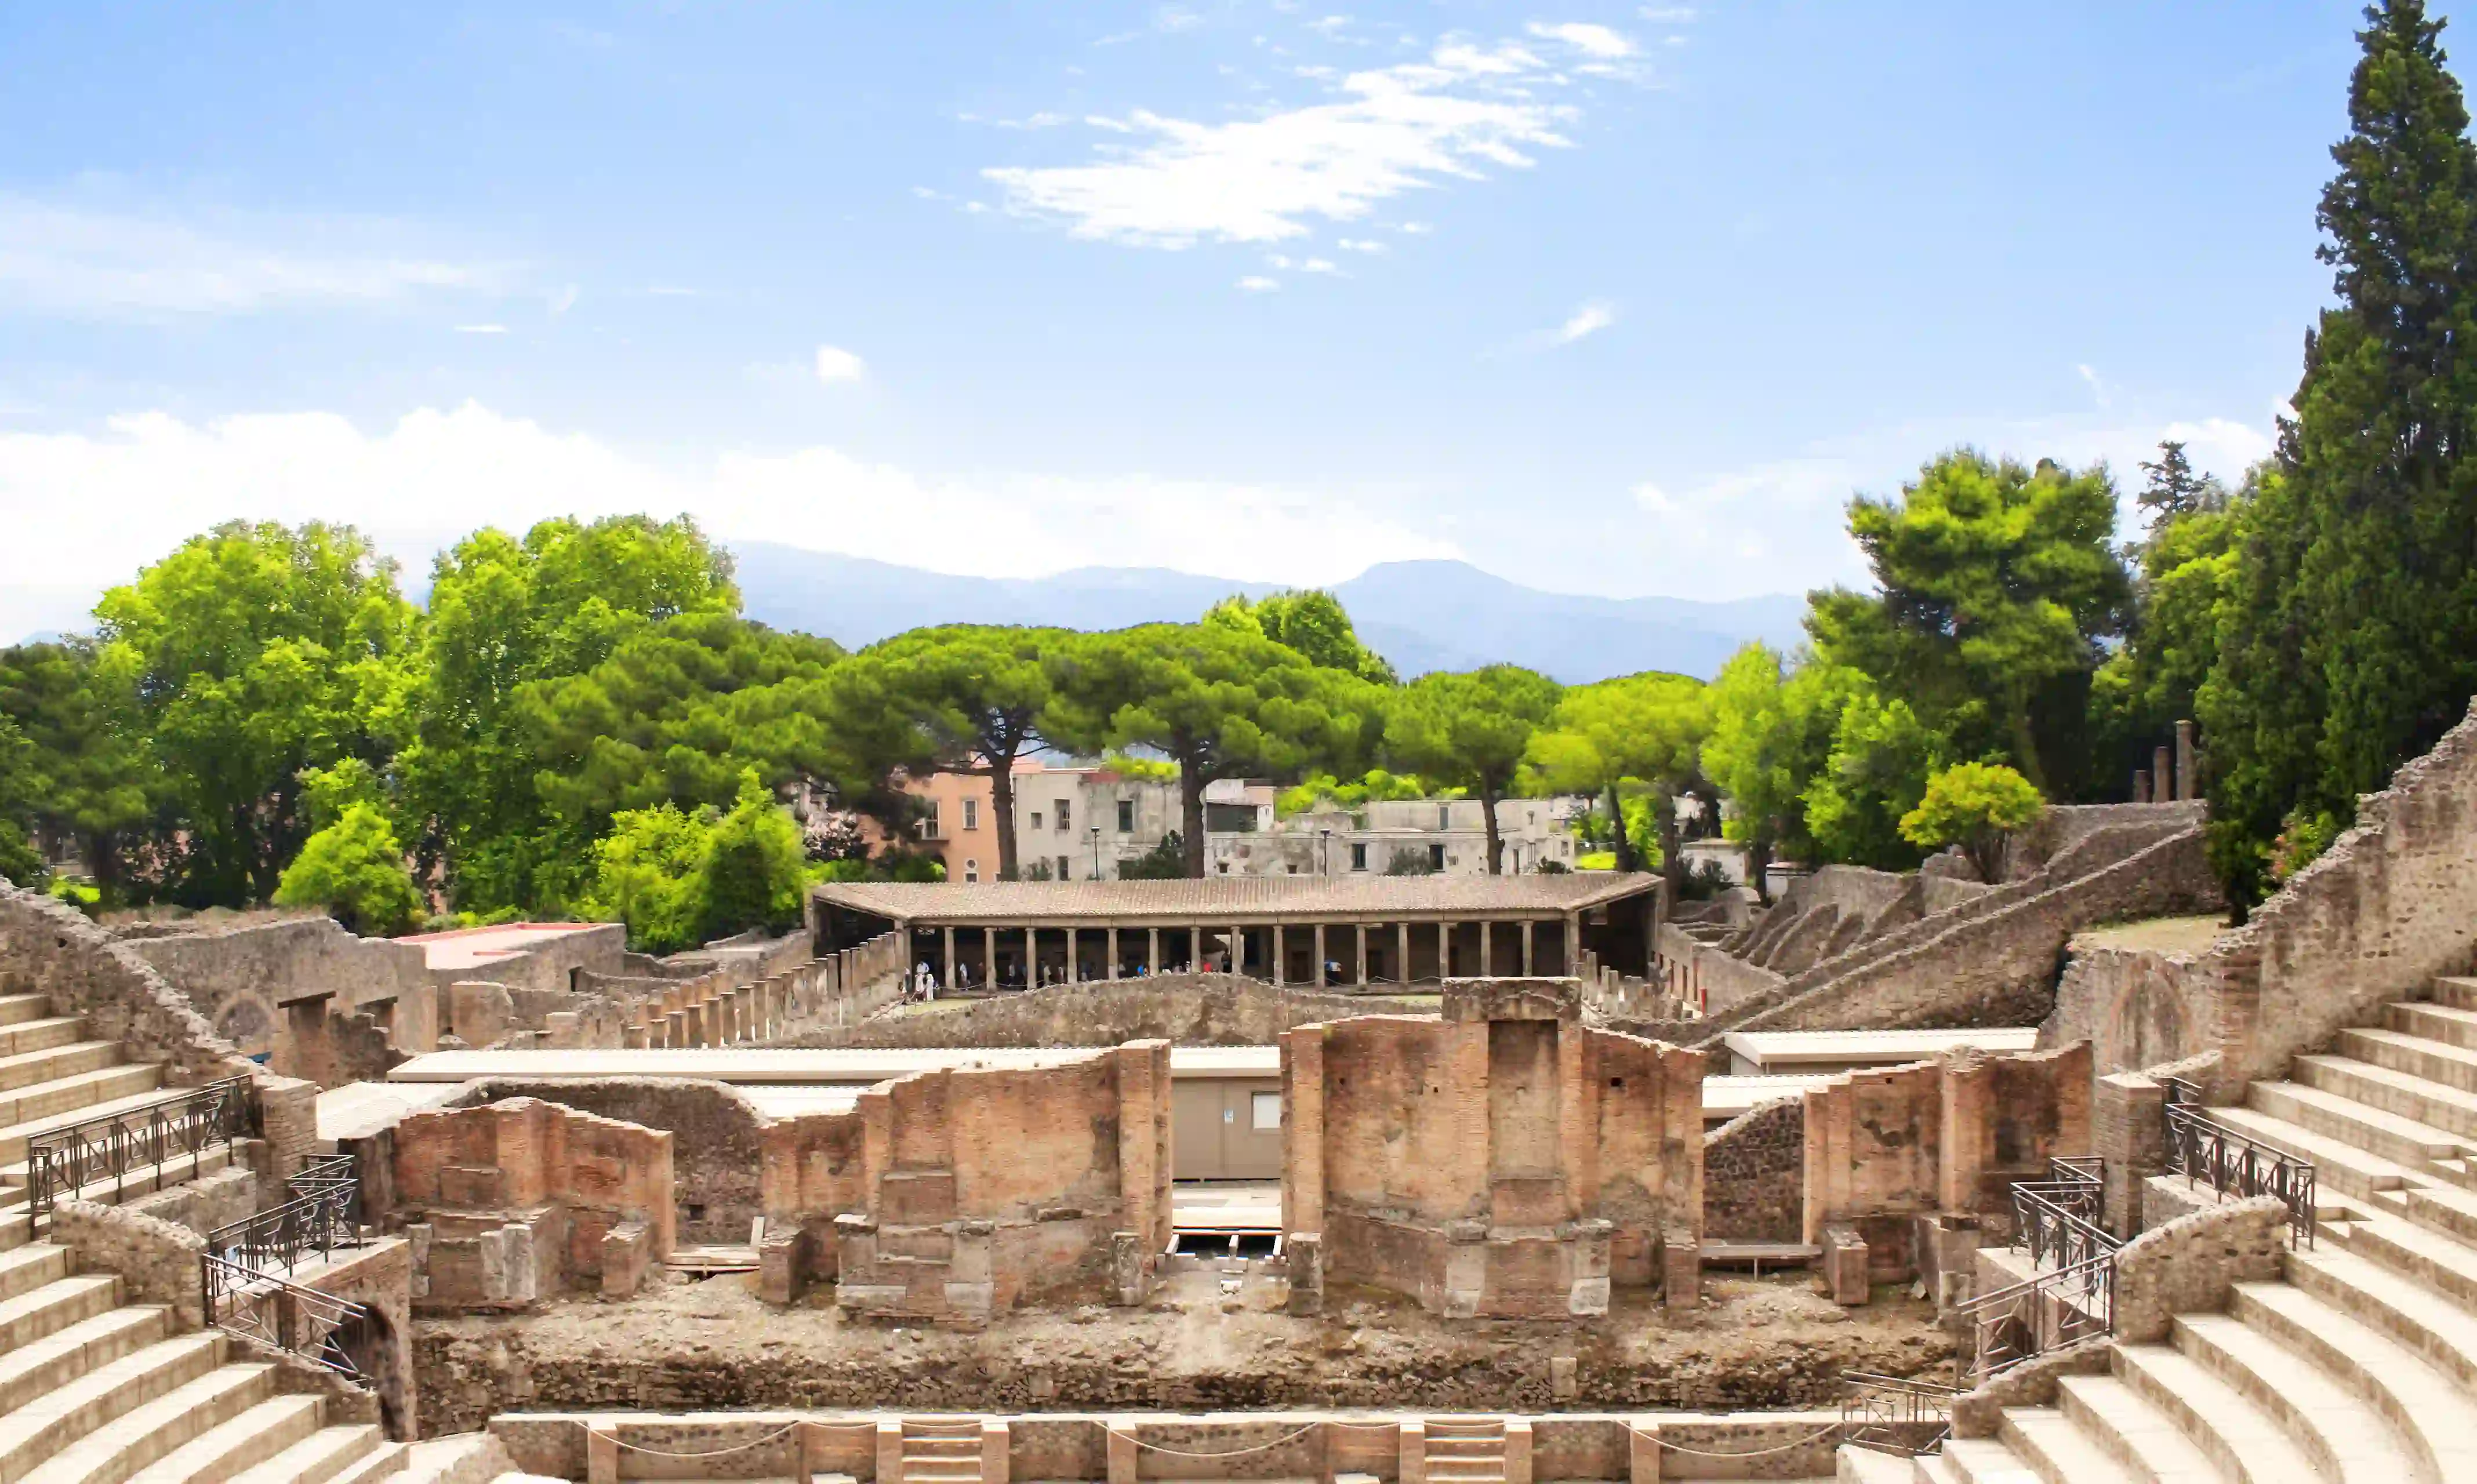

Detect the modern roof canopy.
xmin=811 ymin=872 xmax=1660 ymax=928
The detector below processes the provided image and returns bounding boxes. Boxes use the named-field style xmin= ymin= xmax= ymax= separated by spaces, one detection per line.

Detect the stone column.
xmin=2152 ymin=746 xmax=2172 ymax=807
xmin=1564 ymin=911 xmax=1581 ymax=977
xmin=983 ymin=927 xmax=996 ymax=990
xmin=1272 ymin=925 xmax=1286 ymax=987
xmin=1354 ymin=923 xmax=1368 ymax=986
xmin=1065 ymin=926 xmax=1078 ymax=983
xmin=1480 ymin=921 xmax=1494 ymax=977
xmin=944 ymin=927 xmax=957 ymax=990
xmin=1108 ymin=926 xmax=1120 ymax=980
xmin=1314 ymin=924 xmax=1328 ymax=988
xmin=1147 ymin=928 xmax=1160 ymax=974
xmin=1440 ymin=921 xmax=1453 ymax=979
xmin=1521 ymin=919 xmax=1535 ymax=976
xmin=1397 ymin=922 xmax=1411 ymax=984
xmin=2175 ymin=719 xmax=2198 ymax=802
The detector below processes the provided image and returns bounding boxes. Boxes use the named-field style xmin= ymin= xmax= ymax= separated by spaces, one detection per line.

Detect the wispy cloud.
xmin=1337 ymin=238 xmax=1388 ymax=253
xmin=1237 ymin=275 xmax=1282 ymax=292
xmin=0 ymin=195 xmax=502 ymax=318
xmin=1556 ymin=301 xmax=1617 ymax=343
xmin=981 ymin=31 xmax=1638 ymax=248
xmin=1527 ymin=21 xmax=1636 ymax=59
xmin=455 ymin=323 xmax=509 ymax=335
xmin=815 ymin=345 xmax=867 ymax=383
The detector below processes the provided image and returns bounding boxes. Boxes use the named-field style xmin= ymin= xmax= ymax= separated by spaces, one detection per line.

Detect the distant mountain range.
xmin=731 ymin=547 xmax=1809 ymax=683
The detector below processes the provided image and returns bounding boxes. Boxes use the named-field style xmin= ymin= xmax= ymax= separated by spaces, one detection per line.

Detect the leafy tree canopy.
xmin=272 ymin=802 xmax=426 ymax=937
xmin=1803 ymin=683 xmax=1945 ymax=871
xmin=1527 ymin=671 xmax=1706 ymax=877
xmin=1205 ymin=590 xmax=1399 ymax=684
xmin=1386 ymin=665 xmax=1561 ymax=874
xmin=1899 ymin=761 xmax=2047 ymax=883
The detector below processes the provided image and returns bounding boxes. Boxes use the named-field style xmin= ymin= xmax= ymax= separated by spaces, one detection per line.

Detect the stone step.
xmin=0 ymin=1310 xmax=172 ymax=1425
xmin=896 ymin=1468 xmax=977 ymax=1484
xmin=2246 ymin=1078 xmax=2472 ymax=1169
xmin=900 ymin=1439 xmax=977 ymax=1458
xmin=2342 ymin=1208 xmax=2477 ymax=1311
xmin=0 ymin=1047 xmax=128 ymax=1102
xmin=0 ymin=1279 xmax=123 ymax=1358
xmin=0 ymin=1073 xmax=166 ymax=1146
xmin=2342 ymin=1027 xmax=2477 ymax=1094
xmin=124 ymin=1395 xmax=324 ymax=1484
xmin=2297 ymin=1052 xmax=2477 ymax=1140
xmin=0 ymin=1028 xmax=91 ymax=1067
xmin=2286 ymin=1242 xmax=2477 ymax=1392
xmin=2053 ymin=1374 xmax=2221 ymax=1482
xmin=0 ymin=1005 xmax=52 ymax=1032
xmin=1830 ymin=1447 xmax=1911 ymax=1484
xmin=0 ymin=1090 xmax=229 ymax=1172
xmin=1995 ymin=1408 xmax=2133 ymax=1483
xmin=1935 ymin=1438 xmax=2038 ymax=1483
xmin=0 ymin=1332 xmax=224 ymax=1484
xmin=0 ymin=1251 xmax=68 ymax=1309
xmin=1908 ymin=1455 xmax=1962 ymax=1484
xmin=19 ymin=1362 xmax=276 ymax=1484
xmin=2171 ymin=1310 xmax=2422 ymax=1482
xmin=2436 ymin=977 xmax=2477 ymax=1012
xmin=325 ymin=1439 xmax=405 ymax=1484
xmin=2392 ymin=1001 xmax=2477 ymax=1051
xmin=0 ymin=1147 xmax=233 ymax=1213
xmin=2111 ymin=1341 xmax=2325 ymax=1483
xmin=1424 ymin=1466 xmax=1503 ymax=1483
xmin=0 ymin=1215 xmax=33 ymax=1257
xmin=1425 ymin=1439 xmax=1504 ymax=1457
xmin=2229 ymin=1276 xmax=2477 ymax=1482
xmin=2400 ymin=1180 xmax=2477 ymax=1246
xmin=2202 ymin=1104 xmax=2418 ymax=1204
xmin=226 ymin=1428 xmax=390 ymax=1484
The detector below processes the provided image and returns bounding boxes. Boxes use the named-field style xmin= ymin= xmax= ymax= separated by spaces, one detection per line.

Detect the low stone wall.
xmin=1652 ymin=923 xmax=1783 ymax=1016
xmin=2112 ymin=1195 xmax=2287 ymax=1343
xmin=1700 ymin=1098 xmax=1802 ymax=1243
xmin=818 ymin=974 xmax=1434 ymax=1050
xmin=423 ymin=923 xmax=627 ymax=998
xmin=52 ymin=1198 xmax=208 ymax=1331
xmin=2043 ymin=938 xmax=2225 ymax=1077
xmin=0 ymin=877 xmax=257 ymax=1085
xmin=445 ymin=1079 xmax=768 ymax=1246
xmin=119 ymin=916 xmax=431 ymax=1061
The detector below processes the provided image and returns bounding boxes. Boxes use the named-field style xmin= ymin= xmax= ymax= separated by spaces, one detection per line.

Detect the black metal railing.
xmin=202 ymin=1252 xmax=372 ymax=1382
xmin=25 ymin=1076 xmax=250 ymax=1219
xmin=2164 ymin=1076 xmax=2318 ymax=1248
xmin=286 ymin=1153 xmax=360 ymax=1226
xmin=1955 ymin=1252 xmax=2117 ymax=1381
xmin=1840 ymin=1372 xmax=1957 ymax=1456
xmin=2012 ymin=1160 xmax=2117 ymax=1273
xmin=205 ymin=1187 xmax=362 ymax=1278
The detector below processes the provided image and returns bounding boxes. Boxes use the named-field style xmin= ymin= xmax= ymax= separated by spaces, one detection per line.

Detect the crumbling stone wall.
xmin=2043 ymin=939 xmax=2224 ymax=1076
xmin=2111 ymin=1195 xmax=2287 ymax=1342
xmin=449 ymin=1078 xmax=767 ymax=1245
xmin=819 ymin=973 xmax=1434 ymax=1049
xmin=1701 ymin=1097 xmax=1802 ymax=1243
xmin=1283 ymin=979 xmax=1704 ymax=1319
xmin=774 ymin=1042 xmax=1173 ymax=1322
xmin=391 ymin=1098 xmax=675 ymax=1310
xmin=119 ymin=916 xmax=430 ymax=1060
xmin=0 ymin=876 xmax=256 ymax=1084
xmin=1800 ymin=1044 xmax=2091 ymax=1280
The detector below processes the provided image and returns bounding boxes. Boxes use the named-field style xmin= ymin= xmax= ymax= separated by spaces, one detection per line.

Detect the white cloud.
xmin=2076 ymin=362 xmax=2112 ymax=408
xmin=1337 ymin=238 xmax=1388 ymax=253
xmin=1399 ymin=221 xmax=1433 ymax=234
xmin=814 ymin=345 xmax=867 ymax=383
xmin=548 ymin=285 xmax=580 ymax=315
xmin=0 ymin=195 xmax=500 ymax=317
xmin=0 ymin=402 xmax=1462 ymax=640
xmin=980 ymin=35 xmax=1607 ymax=247
xmin=1307 ymin=15 xmax=1353 ymax=35
xmin=1526 ymin=21 xmax=1636 ymax=59
xmin=1555 ymin=301 xmax=1617 ymax=343
xmin=455 ymin=323 xmax=509 ymax=335
xmin=1640 ymin=5 xmax=1697 ymax=20
xmin=1236 ymin=275 xmax=1282 ymax=292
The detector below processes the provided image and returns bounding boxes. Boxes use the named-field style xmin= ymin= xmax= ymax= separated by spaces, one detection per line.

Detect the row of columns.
xmin=922 ymin=915 xmax=1581 ymax=990
xmin=619 ymin=968 xmax=802 ymax=1050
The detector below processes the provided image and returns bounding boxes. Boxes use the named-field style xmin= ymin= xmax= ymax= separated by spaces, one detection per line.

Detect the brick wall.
xmin=1701 ymin=1097 xmax=1802 ymax=1242
xmin=2044 ymin=941 xmax=2222 ymax=1076
xmin=450 ymin=1078 xmax=765 ymax=1245
xmin=809 ymin=973 xmax=1433 ymax=1049
xmin=1283 ymin=979 xmax=1703 ymax=1318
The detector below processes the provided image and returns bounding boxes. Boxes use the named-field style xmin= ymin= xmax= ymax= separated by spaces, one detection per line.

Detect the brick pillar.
xmin=2133 ymin=769 xmax=2151 ymax=804
xmin=1503 ymin=1421 xmax=1532 ymax=1484
xmin=1282 ymin=1026 xmax=1326 ymax=1241
xmin=586 ymin=1427 xmax=620 ymax=1484
xmin=980 ymin=1422 xmax=1009 ymax=1484
xmin=1115 ymin=1039 xmax=1171 ymax=1287
xmin=1398 ymin=1422 xmax=1426 ymax=1484
xmin=2153 ymin=745 xmax=2173 ymax=807
xmin=2096 ymin=1071 xmax=2169 ymax=1238
xmin=1106 ymin=1424 xmax=1137 ymax=1484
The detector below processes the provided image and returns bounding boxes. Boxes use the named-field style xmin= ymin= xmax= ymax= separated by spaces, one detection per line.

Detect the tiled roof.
xmin=811 ymin=872 xmax=1658 ymax=925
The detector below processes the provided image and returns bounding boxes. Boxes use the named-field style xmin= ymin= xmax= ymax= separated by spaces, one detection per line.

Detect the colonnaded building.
xmin=8 ymin=706 xmax=2477 ymax=1482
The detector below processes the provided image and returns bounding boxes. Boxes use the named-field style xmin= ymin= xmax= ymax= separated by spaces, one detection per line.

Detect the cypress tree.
xmin=2204 ymin=0 xmax=2477 ymax=904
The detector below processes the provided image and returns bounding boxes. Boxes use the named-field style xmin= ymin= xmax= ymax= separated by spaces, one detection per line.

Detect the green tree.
xmin=2135 ymin=441 xmax=2229 ymax=529
xmin=829 ymin=625 xmax=1065 ymax=881
xmin=0 ymin=716 xmax=47 ymax=888
xmin=1526 ymin=672 xmax=1708 ymax=890
xmin=1383 ymin=666 xmax=1560 ymax=874
xmin=1899 ymin=761 xmax=2047 ymax=883
xmin=0 ymin=641 xmax=154 ymax=900
xmin=2093 ymin=477 xmax=2249 ymax=794
xmin=580 ymin=803 xmax=711 ymax=954
xmin=1803 ymin=685 xmax=1945 ymax=870
xmin=96 ymin=521 xmax=416 ymax=907
xmin=1699 ymin=644 xmax=1798 ymax=897
xmin=1205 ymin=591 xmax=1399 ymax=683
xmin=271 ymin=802 xmax=426 ymax=936
xmin=1048 ymin=623 xmax=1379 ymax=876
xmin=2204 ymin=0 xmax=2477 ymax=907
xmin=699 ymin=771 xmax=811 ymax=941
xmin=1807 ymin=450 xmax=2131 ymax=796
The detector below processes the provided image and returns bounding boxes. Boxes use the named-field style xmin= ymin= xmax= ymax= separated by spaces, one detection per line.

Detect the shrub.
xmin=1898 ymin=762 xmax=2046 ymax=883
xmin=273 ymin=803 xmax=426 ymax=936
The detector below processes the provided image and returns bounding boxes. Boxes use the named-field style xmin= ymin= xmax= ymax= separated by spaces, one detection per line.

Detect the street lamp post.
xmin=1088 ymin=827 xmax=1101 ymax=880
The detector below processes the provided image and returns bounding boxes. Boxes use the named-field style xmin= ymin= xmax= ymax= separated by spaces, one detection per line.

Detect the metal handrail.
xmin=1953 ymin=1250 xmax=2117 ymax=1382
xmin=26 ymin=1076 xmax=250 ymax=1219
xmin=2163 ymin=1076 xmax=2317 ymax=1248
xmin=286 ymin=1153 xmax=360 ymax=1227
xmin=2012 ymin=1182 xmax=2118 ymax=1272
xmin=206 ymin=1188 xmax=362 ymax=1277
xmin=1840 ymin=1372 xmax=1958 ymax=1457
xmin=201 ymin=1252 xmax=372 ymax=1382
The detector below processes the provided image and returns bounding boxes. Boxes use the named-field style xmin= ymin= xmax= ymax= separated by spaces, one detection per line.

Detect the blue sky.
xmin=0 ymin=1 xmax=2400 ymax=639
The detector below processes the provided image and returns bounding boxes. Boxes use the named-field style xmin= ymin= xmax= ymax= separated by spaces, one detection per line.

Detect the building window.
xmin=922 ymin=801 xmax=940 ymax=837
xmin=1057 ymin=799 xmax=1071 ymax=832
xmin=1437 ymin=804 xmax=1451 ymax=831
xmin=1430 ymin=842 xmax=1447 ymax=870
xmin=1030 ymin=811 xmax=1043 ymax=831
xmin=964 ymin=860 xmax=979 ymax=882
xmin=1351 ymin=842 xmax=1367 ymax=871
xmin=1117 ymin=799 xmax=1135 ymax=833
xmin=1058 ymin=855 xmax=1072 ymax=880
xmin=963 ymin=798 xmax=979 ymax=831
xmin=1251 ymin=1092 xmax=1282 ymax=1130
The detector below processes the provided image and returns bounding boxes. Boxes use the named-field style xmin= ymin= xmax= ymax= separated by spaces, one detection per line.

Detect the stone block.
xmin=1284 ymin=1232 xmax=1323 ymax=1316
xmin=1822 ymin=1223 xmax=1869 ymax=1305
xmin=599 ymin=1220 xmax=650 ymax=1298
xmin=758 ymin=1227 xmax=808 ymax=1306
xmin=1661 ymin=1225 xmax=1699 ymax=1311
xmin=1110 ymin=1231 xmax=1147 ymax=1307
xmin=878 ymin=1170 xmax=956 ymax=1225
xmin=437 ymin=1165 xmax=503 ymax=1209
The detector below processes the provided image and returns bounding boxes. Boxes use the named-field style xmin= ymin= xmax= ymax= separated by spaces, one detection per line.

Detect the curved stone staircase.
xmin=1844 ymin=971 xmax=2477 ymax=1482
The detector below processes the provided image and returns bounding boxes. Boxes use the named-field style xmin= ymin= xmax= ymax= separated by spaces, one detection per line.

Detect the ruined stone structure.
xmin=812 ymin=972 xmax=1430 ymax=1049
xmin=757 ymin=1042 xmax=1173 ymax=1320
xmin=390 ymin=1097 xmax=677 ymax=1309
xmin=1281 ymin=978 xmax=1703 ymax=1319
